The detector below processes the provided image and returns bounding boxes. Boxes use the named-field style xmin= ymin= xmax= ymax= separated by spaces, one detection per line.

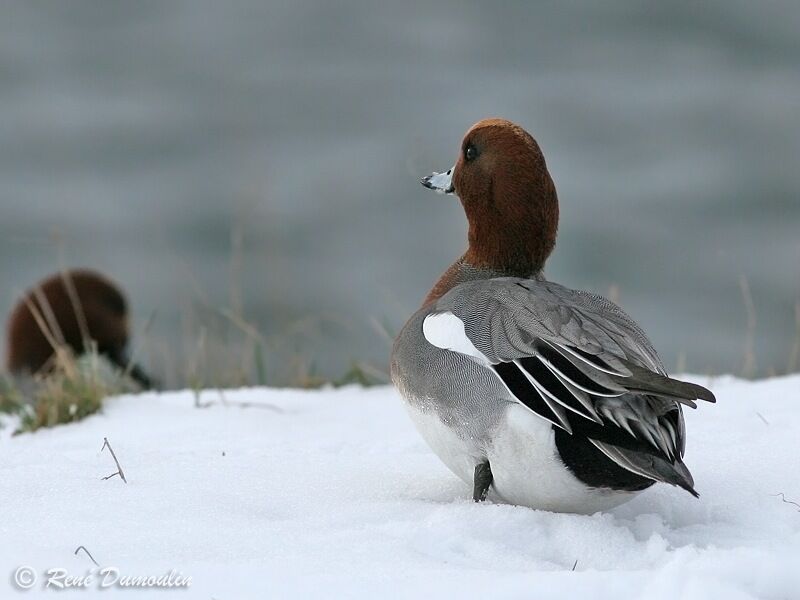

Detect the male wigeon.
xmin=390 ymin=118 xmax=715 ymax=513
xmin=6 ymin=269 xmax=153 ymax=388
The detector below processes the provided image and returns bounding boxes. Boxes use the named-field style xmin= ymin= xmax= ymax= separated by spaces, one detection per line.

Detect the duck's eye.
xmin=464 ymin=144 xmax=479 ymax=162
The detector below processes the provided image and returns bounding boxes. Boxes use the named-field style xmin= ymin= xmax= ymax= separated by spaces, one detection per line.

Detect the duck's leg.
xmin=473 ymin=461 xmax=493 ymax=502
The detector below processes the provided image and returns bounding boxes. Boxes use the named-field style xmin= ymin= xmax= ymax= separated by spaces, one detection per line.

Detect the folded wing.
xmin=423 ymin=277 xmax=715 ymax=496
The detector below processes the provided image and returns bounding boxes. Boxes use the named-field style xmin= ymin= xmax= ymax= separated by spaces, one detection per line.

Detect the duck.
xmin=390 ymin=118 xmax=715 ymax=513
xmin=5 ymin=269 xmax=154 ymax=389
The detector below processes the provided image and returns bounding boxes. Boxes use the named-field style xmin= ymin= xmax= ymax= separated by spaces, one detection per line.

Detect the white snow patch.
xmin=1 ymin=376 xmax=800 ymax=598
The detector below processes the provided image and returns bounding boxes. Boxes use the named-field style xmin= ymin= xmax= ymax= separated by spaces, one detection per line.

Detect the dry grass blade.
xmin=31 ymin=284 xmax=67 ymax=348
xmin=788 ymin=301 xmax=800 ymax=374
xmin=369 ymin=315 xmax=396 ymax=348
xmin=121 ymin=308 xmax=158 ymax=383
xmin=20 ymin=293 xmax=75 ymax=378
xmin=738 ymin=275 xmax=757 ymax=378
xmin=59 ymin=268 xmax=91 ymax=353
xmin=101 ymin=437 xmax=128 ymax=483
xmin=74 ymin=546 xmax=100 ymax=567
xmin=772 ymin=492 xmax=800 ymax=512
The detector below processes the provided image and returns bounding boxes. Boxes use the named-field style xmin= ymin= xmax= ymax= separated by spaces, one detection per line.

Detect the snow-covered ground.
xmin=2 ymin=376 xmax=799 ymax=599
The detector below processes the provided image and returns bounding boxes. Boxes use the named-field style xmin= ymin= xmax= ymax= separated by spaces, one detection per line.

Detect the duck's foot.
xmin=473 ymin=461 xmax=493 ymax=502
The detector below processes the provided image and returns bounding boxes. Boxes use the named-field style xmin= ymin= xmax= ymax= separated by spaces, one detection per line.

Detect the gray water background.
xmin=1 ymin=1 xmax=798 ymax=385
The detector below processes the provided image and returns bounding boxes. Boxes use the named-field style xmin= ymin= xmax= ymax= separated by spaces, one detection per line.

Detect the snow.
xmin=2 ymin=375 xmax=800 ymax=599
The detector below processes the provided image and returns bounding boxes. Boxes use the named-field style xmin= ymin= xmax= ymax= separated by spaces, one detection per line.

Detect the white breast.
xmin=403 ymin=400 xmax=483 ymax=486
xmin=487 ymin=404 xmax=636 ymax=513
xmin=403 ymin=398 xmax=638 ymax=514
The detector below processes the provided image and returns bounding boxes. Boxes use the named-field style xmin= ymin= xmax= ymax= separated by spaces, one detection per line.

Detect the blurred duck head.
xmin=5 ymin=269 xmax=154 ymax=389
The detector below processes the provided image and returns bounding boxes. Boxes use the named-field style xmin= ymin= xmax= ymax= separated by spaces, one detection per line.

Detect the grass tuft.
xmin=3 ymin=348 xmax=137 ymax=435
xmin=0 ymin=376 xmax=24 ymax=414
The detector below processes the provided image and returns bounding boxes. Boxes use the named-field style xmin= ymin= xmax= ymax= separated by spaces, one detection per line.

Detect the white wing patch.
xmin=422 ymin=312 xmax=486 ymax=361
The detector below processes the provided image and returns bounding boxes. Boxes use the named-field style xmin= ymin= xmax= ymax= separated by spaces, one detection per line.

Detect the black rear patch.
xmin=554 ymin=428 xmax=654 ymax=492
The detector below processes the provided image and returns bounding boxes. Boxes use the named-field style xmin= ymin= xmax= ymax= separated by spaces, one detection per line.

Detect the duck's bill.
xmin=420 ymin=166 xmax=455 ymax=194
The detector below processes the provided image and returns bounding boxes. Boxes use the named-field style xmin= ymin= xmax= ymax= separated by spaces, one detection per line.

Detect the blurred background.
xmin=1 ymin=1 xmax=798 ymax=387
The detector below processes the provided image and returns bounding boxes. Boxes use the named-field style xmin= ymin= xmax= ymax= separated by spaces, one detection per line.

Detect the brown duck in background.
xmin=5 ymin=269 xmax=154 ymax=389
